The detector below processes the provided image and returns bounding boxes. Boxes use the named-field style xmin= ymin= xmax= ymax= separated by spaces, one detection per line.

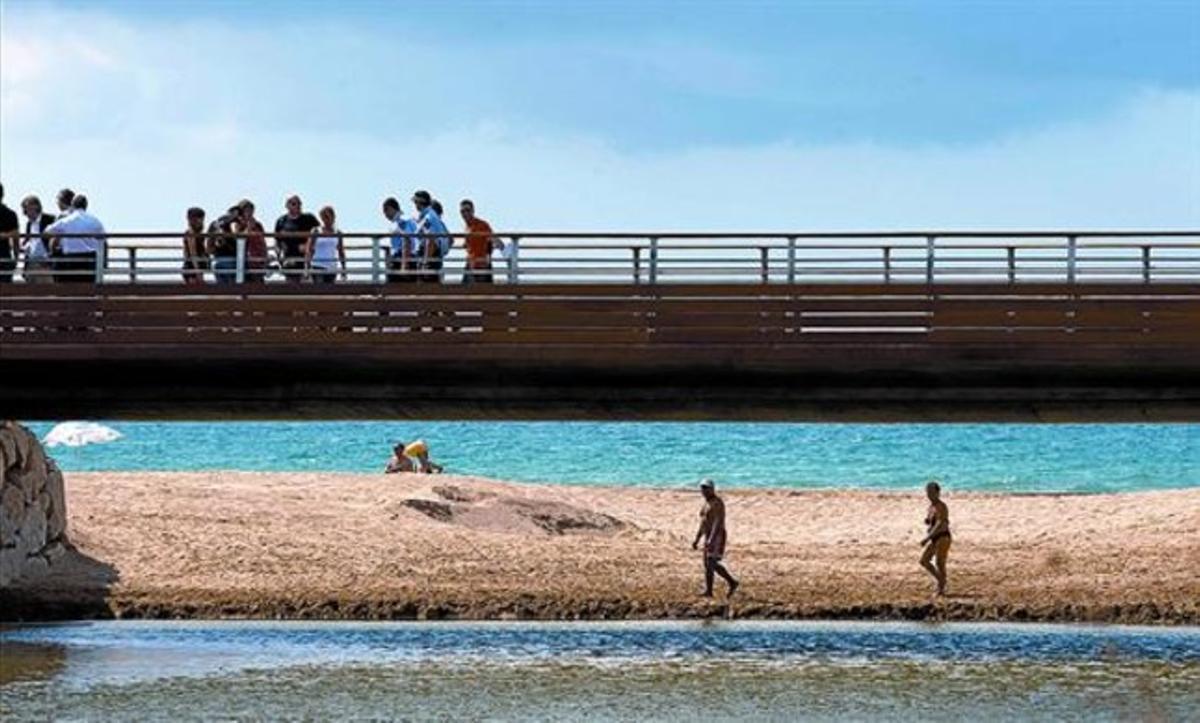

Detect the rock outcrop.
xmin=1 ymin=421 xmax=68 ymax=587
xmin=395 ymin=484 xmax=627 ymax=536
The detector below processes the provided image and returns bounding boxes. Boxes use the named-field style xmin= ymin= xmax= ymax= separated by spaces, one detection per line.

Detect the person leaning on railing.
xmin=181 ymin=207 xmax=208 ymax=285
xmin=234 ymin=199 xmax=268 ymax=284
xmin=459 ymin=198 xmax=499 ymax=285
xmin=20 ymin=195 xmax=56 ymax=284
xmin=45 ymin=194 xmax=105 ymax=283
xmin=381 ymin=197 xmax=418 ymax=283
xmin=305 ymin=205 xmax=346 ymax=283
xmin=275 ymin=194 xmax=319 ymax=283
xmin=412 ymin=190 xmax=450 ymax=283
xmin=206 ymin=205 xmax=241 ymax=284
xmin=0 ymin=183 xmax=18 ymax=284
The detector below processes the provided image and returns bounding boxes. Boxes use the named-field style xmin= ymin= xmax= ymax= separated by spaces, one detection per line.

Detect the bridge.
xmin=2 ymin=231 xmax=1198 ymax=421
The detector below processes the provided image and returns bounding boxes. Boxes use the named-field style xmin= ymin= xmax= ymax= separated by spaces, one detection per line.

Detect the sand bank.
xmin=5 ymin=472 xmax=1199 ymax=623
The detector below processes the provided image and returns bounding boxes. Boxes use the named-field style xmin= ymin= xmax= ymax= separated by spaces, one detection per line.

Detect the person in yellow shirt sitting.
xmin=384 ymin=440 xmax=444 ymax=474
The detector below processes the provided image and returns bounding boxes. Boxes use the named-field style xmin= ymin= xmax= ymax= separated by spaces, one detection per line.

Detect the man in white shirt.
xmin=45 ymin=194 xmax=106 ymax=283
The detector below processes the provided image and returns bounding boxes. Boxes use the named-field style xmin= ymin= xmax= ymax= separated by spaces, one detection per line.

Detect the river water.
xmin=2 ymin=621 xmax=1198 ymax=721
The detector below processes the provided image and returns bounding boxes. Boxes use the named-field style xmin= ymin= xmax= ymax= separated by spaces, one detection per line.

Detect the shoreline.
xmin=4 ymin=472 xmax=1198 ymax=624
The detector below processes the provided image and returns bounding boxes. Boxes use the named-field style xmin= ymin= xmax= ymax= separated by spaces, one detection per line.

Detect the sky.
xmin=1 ymin=0 xmax=1198 ymax=232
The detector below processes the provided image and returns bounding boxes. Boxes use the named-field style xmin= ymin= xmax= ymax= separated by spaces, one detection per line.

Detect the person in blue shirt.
xmin=381 ymin=197 xmax=417 ymax=283
xmin=411 ymin=190 xmax=450 ymax=283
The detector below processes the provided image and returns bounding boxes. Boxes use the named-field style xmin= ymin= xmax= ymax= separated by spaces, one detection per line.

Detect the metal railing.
xmin=5 ymin=231 xmax=1198 ymax=284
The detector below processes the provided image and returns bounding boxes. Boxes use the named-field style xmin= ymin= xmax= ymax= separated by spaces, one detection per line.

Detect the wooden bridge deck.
xmin=3 ymin=282 xmax=1199 ymax=420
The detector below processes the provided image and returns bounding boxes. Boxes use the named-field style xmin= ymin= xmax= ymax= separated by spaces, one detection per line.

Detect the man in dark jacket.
xmin=20 ymin=194 xmax=57 ymax=283
xmin=0 ymin=183 xmax=20 ymax=283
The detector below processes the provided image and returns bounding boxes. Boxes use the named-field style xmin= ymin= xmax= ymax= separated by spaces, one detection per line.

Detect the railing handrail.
xmin=5 ymin=230 xmax=1197 ymax=286
xmin=10 ymin=229 xmax=1200 ymax=239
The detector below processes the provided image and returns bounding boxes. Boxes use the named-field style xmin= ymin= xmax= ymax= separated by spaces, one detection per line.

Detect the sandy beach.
xmin=6 ymin=472 xmax=1199 ymax=623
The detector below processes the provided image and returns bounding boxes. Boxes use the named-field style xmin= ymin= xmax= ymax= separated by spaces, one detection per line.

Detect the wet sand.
xmin=6 ymin=472 xmax=1199 ymax=623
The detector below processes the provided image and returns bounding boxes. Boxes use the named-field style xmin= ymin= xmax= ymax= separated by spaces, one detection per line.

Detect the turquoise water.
xmin=24 ymin=421 xmax=1200 ymax=493
xmin=2 ymin=622 xmax=1198 ymax=721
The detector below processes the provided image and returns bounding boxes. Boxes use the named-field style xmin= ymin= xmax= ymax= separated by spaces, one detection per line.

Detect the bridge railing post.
xmin=882 ymin=246 xmax=892 ymax=283
xmin=128 ymin=247 xmax=138 ymax=283
xmin=759 ymin=246 xmax=770 ymax=283
xmin=371 ymin=236 xmax=383 ymax=284
xmin=649 ymin=237 xmax=658 ymax=284
xmin=507 ymin=237 xmax=520 ymax=284
xmin=1066 ymin=235 xmax=1077 ymax=283
xmin=235 ymin=237 xmax=246 ymax=284
xmin=787 ymin=236 xmax=796 ymax=284
xmin=1007 ymin=246 xmax=1016 ymax=283
xmin=925 ymin=235 xmax=936 ymax=284
xmin=94 ymin=239 xmax=105 ymax=284
xmin=632 ymin=247 xmax=641 ymax=285
xmin=1142 ymin=245 xmax=1152 ymax=283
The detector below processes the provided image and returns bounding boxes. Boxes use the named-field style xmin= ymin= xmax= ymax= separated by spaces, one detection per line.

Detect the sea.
xmin=23 ymin=420 xmax=1200 ymax=493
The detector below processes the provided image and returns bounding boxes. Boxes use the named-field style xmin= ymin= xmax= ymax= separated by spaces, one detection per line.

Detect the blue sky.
xmin=1 ymin=0 xmax=1197 ymax=231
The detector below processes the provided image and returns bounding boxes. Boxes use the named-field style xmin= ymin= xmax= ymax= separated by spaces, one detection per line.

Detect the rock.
xmin=432 ymin=485 xmax=494 ymax=503
xmin=46 ymin=470 xmax=67 ymax=540
xmin=12 ymin=426 xmax=32 ymax=467
xmin=0 ymin=421 xmax=68 ymax=587
xmin=42 ymin=540 xmax=67 ymax=562
xmin=18 ymin=503 xmax=48 ymax=554
xmin=506 ymin=499 xmax=625 ymax=535
xmin=13 ymin=470 xmax=43 ymax=503
xmin=21 ymin=443 xmax=48 ymax=481
xmin=23 ymin=554 xmax=50 ymax=577
xmin=400 ymin=498 xmax=455 ymax=522
xmin=0 ymin=430 xmax=15 ymax=472
xmin=0 ymin=547 xmax=23 ymax=587
xmin=1 ymin=485 xmax=23 ymax=539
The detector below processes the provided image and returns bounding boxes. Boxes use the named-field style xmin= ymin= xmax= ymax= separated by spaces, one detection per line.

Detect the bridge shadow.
xmin=0 ymin=545 xmax=119 ymax=621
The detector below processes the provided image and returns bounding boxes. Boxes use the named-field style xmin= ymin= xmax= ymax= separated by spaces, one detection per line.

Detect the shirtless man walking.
xmin=692 ymin=478 xmax=739 ymax=598
xmin=919 ymin=480 xmax=952 ymax=596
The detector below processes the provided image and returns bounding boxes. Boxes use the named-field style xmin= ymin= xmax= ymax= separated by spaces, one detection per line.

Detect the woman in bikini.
xmin=919 ymin=480 xmax=951 ymax=596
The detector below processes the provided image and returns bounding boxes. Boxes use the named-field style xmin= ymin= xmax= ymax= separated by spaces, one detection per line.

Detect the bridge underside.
xmin=3 ymin=348 xmax=1198 ymax=422
xmin=3 ymin=283 xmax=1198 ymax=421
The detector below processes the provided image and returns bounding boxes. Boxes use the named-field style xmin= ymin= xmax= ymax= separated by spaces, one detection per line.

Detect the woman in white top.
xmin=305 ymin=205 xmax=346 ymax=283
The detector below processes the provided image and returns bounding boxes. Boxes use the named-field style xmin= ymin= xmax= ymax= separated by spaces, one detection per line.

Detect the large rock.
xmin=0 ymin=421 xmax=68 ymax=588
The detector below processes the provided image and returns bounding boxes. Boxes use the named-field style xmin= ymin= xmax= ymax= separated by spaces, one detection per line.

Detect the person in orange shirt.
xmin=459 ymin=198 xmax=499 ymax=284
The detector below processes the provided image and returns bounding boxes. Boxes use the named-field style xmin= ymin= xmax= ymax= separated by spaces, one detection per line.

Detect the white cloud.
xmin=1 ymin=6 xmax=1196 ymax=233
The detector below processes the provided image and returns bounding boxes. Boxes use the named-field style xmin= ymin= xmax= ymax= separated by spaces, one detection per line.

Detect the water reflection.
xmin=2 ymin=622 xmax=1198 ymax=721
xmin=0 ymin=642 xmax=65 ymax=686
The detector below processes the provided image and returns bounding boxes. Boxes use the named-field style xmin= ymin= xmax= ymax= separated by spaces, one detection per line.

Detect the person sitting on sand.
xmin=919 ymin=480 xmax=951 ymax=596
xmin=384 ymin=440 xmax=444 ymax=474
xmin=692 ymin=478 xmax=739 ymax=599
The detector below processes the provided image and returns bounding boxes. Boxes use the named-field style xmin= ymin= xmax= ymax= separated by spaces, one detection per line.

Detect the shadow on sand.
xmin=0 ymin=546 xmax=119 ymax=622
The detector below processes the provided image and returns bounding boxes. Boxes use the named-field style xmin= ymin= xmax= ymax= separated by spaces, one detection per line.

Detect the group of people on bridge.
xmin=0 ymin=184 xmax=504 ymax=285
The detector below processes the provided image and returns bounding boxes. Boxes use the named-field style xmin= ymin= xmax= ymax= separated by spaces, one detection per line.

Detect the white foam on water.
xmin=42 ymin=421 xmax=123 ymax=448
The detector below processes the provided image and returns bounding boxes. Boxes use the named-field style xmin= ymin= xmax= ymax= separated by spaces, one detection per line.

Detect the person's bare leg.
xmin=920 ymin=543 xmax=940 ymax=590
xmin=934 ymin=538 xmax=950 ymax=596
xmin=712 ymin=560 xmax=738 ymax=597
xmin=701 ymin=557 xmax=715 ymax=597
